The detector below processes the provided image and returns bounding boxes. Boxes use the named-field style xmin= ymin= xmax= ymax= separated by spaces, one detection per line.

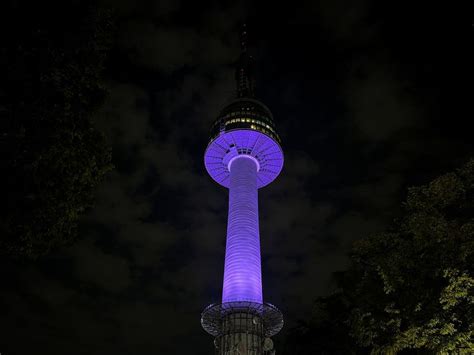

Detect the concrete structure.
xmin=201 ymin=24 xmax=284 ymax=355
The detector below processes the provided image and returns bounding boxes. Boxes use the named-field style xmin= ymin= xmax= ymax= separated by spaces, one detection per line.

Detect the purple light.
xmin=204 ymin=128 xmax=284 ymax=304
xmin=222 ymin=156 xmax=262 ymax=303
xmin=204 ymin=130 xmax=284 ymax=189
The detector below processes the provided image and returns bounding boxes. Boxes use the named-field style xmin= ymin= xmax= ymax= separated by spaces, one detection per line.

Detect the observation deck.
xmin=204 ymin=98 xmax=284 ymax=189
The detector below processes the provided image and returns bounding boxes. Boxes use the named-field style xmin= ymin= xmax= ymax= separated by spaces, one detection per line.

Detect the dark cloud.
xmin=72 ymin=239 xmax=132 ymax=293
xmin=1 ymin=0 xmax=471 ymax=354
xmin=345 ymin=61 xmax=422 ymax=141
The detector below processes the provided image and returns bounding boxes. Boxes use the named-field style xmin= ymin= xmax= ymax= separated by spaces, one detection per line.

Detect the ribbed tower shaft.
xmin=223 ymin=156 xmax=262 ymax=304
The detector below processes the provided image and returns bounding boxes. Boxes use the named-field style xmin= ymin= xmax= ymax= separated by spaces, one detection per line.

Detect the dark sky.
xmin=1 ymin=1 xmax=471 ymax=354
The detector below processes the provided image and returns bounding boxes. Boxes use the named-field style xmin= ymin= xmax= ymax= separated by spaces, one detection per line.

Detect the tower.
xmin=201 ymin=24 xmax=284 ymax=354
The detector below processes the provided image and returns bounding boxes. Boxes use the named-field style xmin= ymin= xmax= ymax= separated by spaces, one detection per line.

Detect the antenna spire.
xmin=240 ymin=23 xmax=248 ymax=53
xmin=235 ymin=23 xmax=256 ymax=98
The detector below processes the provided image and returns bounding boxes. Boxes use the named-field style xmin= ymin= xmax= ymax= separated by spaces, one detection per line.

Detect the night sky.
xmin=1 ymin=1 xmax=472 ymax=354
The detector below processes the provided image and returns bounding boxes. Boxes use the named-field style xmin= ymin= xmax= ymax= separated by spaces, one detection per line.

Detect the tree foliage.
xmin=348 ymin=159 xmax=474 ymax=353
xmin=285 ymin=159 xmax=474 ymax=354
xmin=0 ymin=1 xmax=114 ymax=258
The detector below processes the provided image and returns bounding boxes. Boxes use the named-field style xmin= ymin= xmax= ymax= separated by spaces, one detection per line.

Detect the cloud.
xmin=2 ymin=1 xmax=463 ymax=353
xmin=118 ymin=20 xmax=236 ymax=74
xmin=95 ymin=84 xmax=150 ymax=148
xmin=328 ymin=211 xmax=385 ymax=250
xmin=99 ymin=0 xmax=181 ymax=17
xmin=289 ymin=0 xmax=375 ymax=45
xmin=345 ymin=62 xmax=422 ymax=141
xmin=71 ymin=240 xmax=132 ymax=293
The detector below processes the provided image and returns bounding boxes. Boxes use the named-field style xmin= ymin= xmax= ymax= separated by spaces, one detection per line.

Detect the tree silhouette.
xmin=0 ymin=0 xmax=114 ymax=258
xmin=284 ymin=159 xmax=474 ymax=354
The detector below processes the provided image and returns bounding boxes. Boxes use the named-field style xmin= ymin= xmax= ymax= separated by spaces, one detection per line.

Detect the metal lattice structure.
xmin=201 ymin=302 xmax=284 ymax=338
xmin=202 ymin=302 xmax=283 ymax=355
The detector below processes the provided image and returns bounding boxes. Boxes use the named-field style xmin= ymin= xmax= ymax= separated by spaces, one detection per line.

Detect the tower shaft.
xmin=223 ymin=156 xmax=262 ymax=304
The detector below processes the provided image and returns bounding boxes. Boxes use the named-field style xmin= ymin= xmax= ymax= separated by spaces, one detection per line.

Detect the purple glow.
xmin=222 ymin=156 xmax=262 ymax=303
xmin=204 ymin=128 xmax=284 ymax=304
xmin=204 ymin=130 xmax=284 ymax=189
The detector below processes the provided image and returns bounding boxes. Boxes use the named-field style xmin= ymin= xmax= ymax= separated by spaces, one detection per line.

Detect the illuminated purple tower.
xmin=201 ymin=24 xmax=284 ymax=354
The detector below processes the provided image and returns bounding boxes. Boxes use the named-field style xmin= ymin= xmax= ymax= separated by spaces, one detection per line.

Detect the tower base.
xmin=201 ymin=301 xmax=283 ymax=354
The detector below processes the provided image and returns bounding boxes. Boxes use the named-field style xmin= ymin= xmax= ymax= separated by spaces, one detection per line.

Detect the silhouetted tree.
xmin=348 ymin=159 xmax=474 ymax=353
xmin=0 ymin=1 xmax=114 ymax=258
xmin=284 ymin=159 xmax=474 ymax=354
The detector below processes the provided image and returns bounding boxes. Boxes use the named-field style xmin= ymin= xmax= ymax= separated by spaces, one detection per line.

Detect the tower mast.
xmin=235 ymin=23 xmax=256 ymax=98
xmin=201 ymin=25 xmax=284 ymax=355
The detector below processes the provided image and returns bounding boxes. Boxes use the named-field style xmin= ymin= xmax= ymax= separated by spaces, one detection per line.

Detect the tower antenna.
xmin=235 ymin=23 xmax=256 ymax=98
xmin=240 ymin=22 xmax=248 ymax=53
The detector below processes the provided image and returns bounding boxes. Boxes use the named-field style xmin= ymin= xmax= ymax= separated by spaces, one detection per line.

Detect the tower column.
xmin=223 ymin=155 xmax=262 ymax=304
